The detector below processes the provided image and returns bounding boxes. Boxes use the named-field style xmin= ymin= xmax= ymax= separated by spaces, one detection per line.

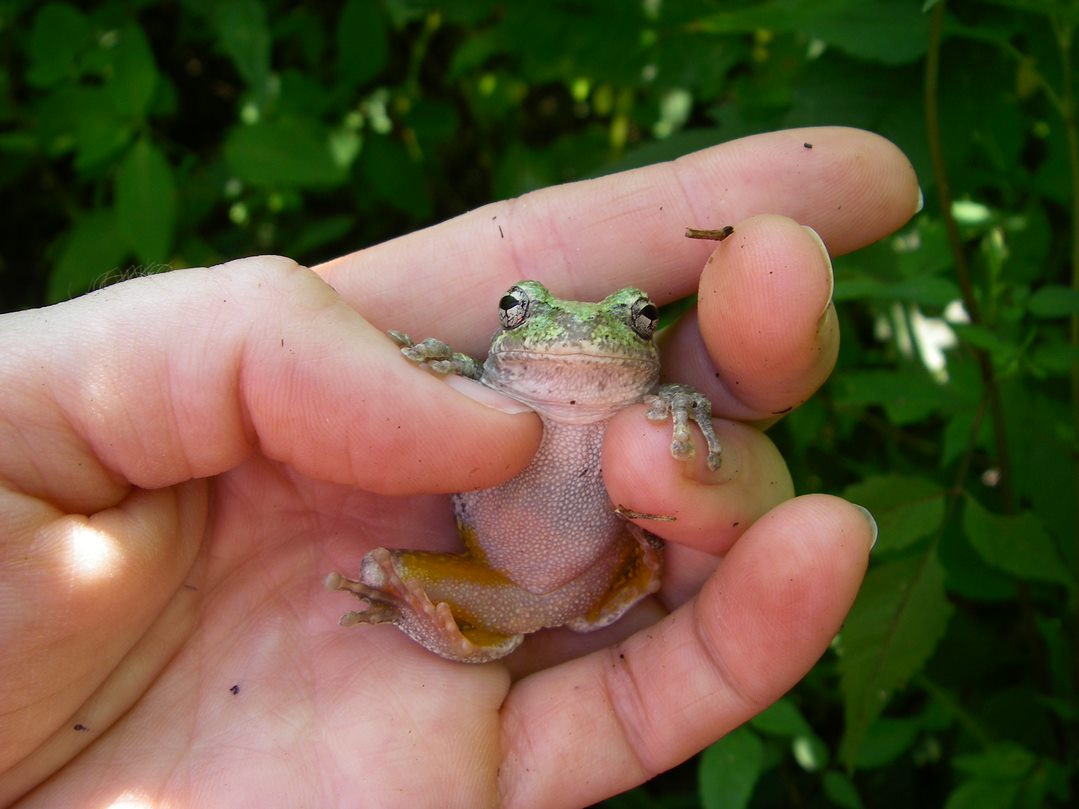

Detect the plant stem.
xmin=684 ymin=226 xmax=734 ymax=241
xmin=925 ymin=0 xmax=1014 ymax=512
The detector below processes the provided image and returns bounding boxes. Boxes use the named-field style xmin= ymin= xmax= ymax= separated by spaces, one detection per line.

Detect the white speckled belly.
xmin=453 ymin=419 xmax=628 ymax=594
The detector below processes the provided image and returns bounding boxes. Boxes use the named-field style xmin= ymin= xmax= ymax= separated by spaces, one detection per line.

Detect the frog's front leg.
xmin=388 ymin=331 xmax=483 ymax=380
xmin=644 ymin=383 xmax=723 ymax=471
xmin=325 ymin=549 xmax=524 ymax=663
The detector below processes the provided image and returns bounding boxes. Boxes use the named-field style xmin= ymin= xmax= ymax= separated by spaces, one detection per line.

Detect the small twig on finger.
xmin=684 ymin=226 xmax=734 ymax=241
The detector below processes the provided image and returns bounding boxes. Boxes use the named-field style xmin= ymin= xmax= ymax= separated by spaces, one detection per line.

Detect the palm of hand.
xmin=86 ymin=461 xmax=512 ymax=805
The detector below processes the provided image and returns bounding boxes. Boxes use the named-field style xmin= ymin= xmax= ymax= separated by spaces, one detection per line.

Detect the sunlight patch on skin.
xmin=100 ymin=791 xmax=166 ymax=809
xmin=69 ymin=520 xmax=122 ymax=581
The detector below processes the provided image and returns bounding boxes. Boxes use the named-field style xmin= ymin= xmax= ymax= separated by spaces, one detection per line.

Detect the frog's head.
xmin=483 ymin=280 xmax=661 ymax=423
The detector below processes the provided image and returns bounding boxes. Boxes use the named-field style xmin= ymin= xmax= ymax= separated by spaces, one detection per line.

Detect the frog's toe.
xmin=669 ymin=433 xmax=695 ymax=462
xmin=339 ymin=608 xmax=393 ymax=626
xmin=325 ymin=569 xmax=400 ymax=624
xmin=331 ymin=548 xmax=524 ymax=663
xmin=387 ymin=330 xmax=414 ymax=348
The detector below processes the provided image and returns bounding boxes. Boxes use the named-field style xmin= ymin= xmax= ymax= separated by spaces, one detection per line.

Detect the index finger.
xmin=316 ymin=126 xmax=918 ymax=355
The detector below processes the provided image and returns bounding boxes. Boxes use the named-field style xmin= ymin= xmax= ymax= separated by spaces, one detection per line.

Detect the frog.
xmin=324 ymin=280 xmax=722 ymax=663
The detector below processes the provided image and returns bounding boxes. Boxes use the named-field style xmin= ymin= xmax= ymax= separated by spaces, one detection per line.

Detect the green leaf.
xmin=694 ymin=0 xmax=928 ymax=65
xmin=838 ymin=552 xmax=953 ymax=766
xmin=833 ymin=274 xmax=960 ymax=307
xmin=48 ymin=210 xmax=127 ymax=302
xmin=27 ymin=3 xmax=91 ymax=87
xmin=749 ymin=699 xmax=829 ymax=771
xmin=843 ymin=476 xmax=945 ymax=553
xmin=115 ymin=139 xmax=177 ymax=263
xmin=360 ymin=134 xmax=433 ymax=218
xmin=407 ymin=98 xmax=460 ymax=149
xmin=962 ymin=496 xmax=1074 ymax=588
xmin=107 ymin=24 xmax=159 ymax=121
xmin=822 ymin=770 xmax=865 ymax=809
xmin=211 ymin=0 xmax=271 ymax=95
xmin=74 ymin=116 xmax=134 ymax=172
xmin=698 ymin=726 xmax=765 ymax=809
xmin=953 ymin=743 xmax=1036 ymax=780
xmin=943 ymin=778 xmax=1022 ymax=809
xmin=938 ymin=506 xmax=1018 ymax=602
xmin=951 ymin=323 xmax=1015 ymax=358
xmin=497 ymin=3 xmax=646 ymax=85
xmin=749 ymin=698 xmax=814 ymax=738
xmin=976 ymin=0 xmax=1079 ymax=22
xmin=1031 ymin=339 xmax=1079 ymax=377
xmin=224 ymin=120 xmax=346 ymax=187
xmin=37 ymin=86 xmax=136 ymax=172
xmin=832 ymin=369 xmax=951 ymax=425
xmin=289 ymin=214 xmax=355 ymax=259
xmin=943 ymin=744 xmax=1040 ymax=809
xmin=999 ymin=383 xmax=1077 ymax=555
xmin=808 ymin=1 xmax=930 ymax=65
xmin=1026 ymin=284 xmax=1079 ymax=318
xmin=336 ymin=0 xmax=389 ymax=85
xmin=853 ymin=716 xmax=922 ymax=769
xmin=940 ymin=408 xmax=992 ymax=468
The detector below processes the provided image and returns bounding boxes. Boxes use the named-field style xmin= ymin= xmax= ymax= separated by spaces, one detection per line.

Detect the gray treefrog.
xmin=325 ymin=280 xmax=721 ymax=662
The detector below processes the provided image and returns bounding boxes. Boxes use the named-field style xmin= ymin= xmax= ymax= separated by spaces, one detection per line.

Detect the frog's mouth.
xmin=483 ymin=350 xmax=659 ymax=423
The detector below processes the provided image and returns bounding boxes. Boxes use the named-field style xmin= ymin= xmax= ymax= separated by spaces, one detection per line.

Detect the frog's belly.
xmin=453 ymin=418 xmax=624 ymax=594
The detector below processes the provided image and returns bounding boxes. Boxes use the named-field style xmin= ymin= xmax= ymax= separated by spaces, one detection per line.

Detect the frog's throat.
xmin=482 ymin=384 xmax=650 ymax=424
xmin=482 ymin=352 xmax=658 ymax=424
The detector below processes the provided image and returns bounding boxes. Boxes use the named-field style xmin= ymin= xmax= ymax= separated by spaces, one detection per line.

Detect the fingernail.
xmin=915 ymin=186 xmax=925 ymax=214
xmin=802 ymin=225 xmax=834 ymax=315
xmin=444 ymin=375 xmax=534 ymax=414
xmin=851 ymin=504 xmax=878 ymax=550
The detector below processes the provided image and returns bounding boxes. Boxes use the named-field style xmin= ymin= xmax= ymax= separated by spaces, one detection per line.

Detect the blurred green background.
xmin=1 ymin=1 xmax=1076 ymax=807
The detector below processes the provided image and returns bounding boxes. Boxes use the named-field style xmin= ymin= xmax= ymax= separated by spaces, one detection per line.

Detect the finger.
xmin=663 ymin=214 xmax=838 ymax=423
xmin=316 ymin=127 xmax=917 ymax=355
xmin=602 ymin=408 xmax=792 ymax=555
xmin=499 ymin=495 xmax=873 ymax=809
xmin=0 ymin=257 xmax=540 ymax=514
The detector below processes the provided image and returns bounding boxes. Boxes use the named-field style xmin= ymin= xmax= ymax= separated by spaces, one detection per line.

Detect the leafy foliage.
xmin=1 ymin=0 xmax=1076 ymax=807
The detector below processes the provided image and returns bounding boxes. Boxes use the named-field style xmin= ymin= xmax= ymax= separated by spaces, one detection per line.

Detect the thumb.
xmin=1 ymin=256 xmax=540 ymax=514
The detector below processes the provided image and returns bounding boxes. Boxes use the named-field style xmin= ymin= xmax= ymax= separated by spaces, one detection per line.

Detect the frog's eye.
xmin=629 ymin=297 xmax=659 ymax=339
xmin=499 ymin=287 xmax=530 ymax=329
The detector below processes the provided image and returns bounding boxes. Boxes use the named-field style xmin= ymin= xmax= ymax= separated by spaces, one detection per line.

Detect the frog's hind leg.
xmin=565 ymin=526 xmax=663 ymax=632
xmin=325 ymin=548 xmax=523 ymax=663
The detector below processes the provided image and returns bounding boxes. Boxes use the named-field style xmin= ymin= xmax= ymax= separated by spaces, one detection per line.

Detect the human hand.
xmin=1 ymin=127 xmax=915 ymax=808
